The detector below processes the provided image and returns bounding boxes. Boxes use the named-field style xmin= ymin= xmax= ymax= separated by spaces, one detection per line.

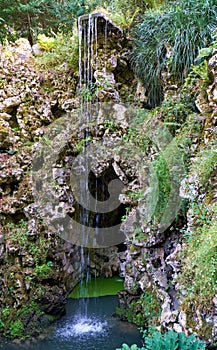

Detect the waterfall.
xmin=76 ymin=13 xmax=112 ymax=250
xmin=70 ymin=12 xmax=126 ymax=317
xmin=76 ymin=13 xmax=103 ymax=296
xmin=78 ymin=13 xmax=99 ymax=119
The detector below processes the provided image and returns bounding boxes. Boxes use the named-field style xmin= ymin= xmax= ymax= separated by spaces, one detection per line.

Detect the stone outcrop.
xmin=0 ymin=17 xmax=216 ymax=346
xmin=0 ymin=30 xmax=135 ymax=338
xmin=116 ymin=48 xmax=217 ymax=346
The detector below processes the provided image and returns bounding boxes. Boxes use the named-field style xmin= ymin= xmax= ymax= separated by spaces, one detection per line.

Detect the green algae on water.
xmin=69 ymin=276 xmax=124 ymax=299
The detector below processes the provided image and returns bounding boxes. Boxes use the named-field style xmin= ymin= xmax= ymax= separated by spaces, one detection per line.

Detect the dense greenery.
xmin=132 ymin=0 xmax=217 ymax=106
xmin=0 ymin=0 xmax=85 ymax=42
xmin=0 ymin=220 xmax=55 ymax=337
xmin=116 ymin=290 xmax=161 ymax=327
xmin=180 ymin=203 xmax=217 ymax=312
xmin=0 ymin=0 xmax=168 ymax=43
xmin=35 ymin=31 xmax=79 ymax=73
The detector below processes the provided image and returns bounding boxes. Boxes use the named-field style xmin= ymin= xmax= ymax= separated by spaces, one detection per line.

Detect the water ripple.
xmin=56 ymin=316 xmax=108 ymax=339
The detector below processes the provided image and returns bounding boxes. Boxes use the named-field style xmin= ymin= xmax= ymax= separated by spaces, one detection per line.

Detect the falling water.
xmin=75 ymin=12 xmax=104 ymax=309
xmin=78 ymin=14 xmax=99 ymax=120
xmin=63 ymin=13 xmax=127 ymax=344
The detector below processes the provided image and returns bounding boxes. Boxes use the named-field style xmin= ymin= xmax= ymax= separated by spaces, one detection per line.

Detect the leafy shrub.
xmin=154 ymin=97 xmax=194 ymax=136
xmin=116 ymin=330 xmax=206 ymax=350
xmin=143 ymin=330 xmax=205 ymax=350
xmin=0 ymin=0 xmax=85 ymax=43
xmin=33 ymin=262 xmax=53 ymax=278
xmin=35 ymin=30 xmax=79 ymax=73
xmin=132 ymin=0 xmax=217 ymax=106
xmin=4 ymin=220 xmax=51 ymax=270
xmin=184 ymin=60 xmax=210 ymax=92
xmin=110 ymin=7 xmax=141 ymax=29
xmin=37 ymin=34 xmax=56 ymax=51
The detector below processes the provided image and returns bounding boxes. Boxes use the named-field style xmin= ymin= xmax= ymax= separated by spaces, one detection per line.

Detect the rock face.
xmin=0 ymin=33 xmax=135 ymax=338
xmin=116 ymin=49 xmax=217 ymax=345
xmin=0 ymin=19 xmax=216 ymax=345
xmin=78 ymin=12 xmax=136 ymax=104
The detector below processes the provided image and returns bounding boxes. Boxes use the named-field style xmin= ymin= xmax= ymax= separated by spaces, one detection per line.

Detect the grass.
xmin=131 ymin=0 xmax=217 ymax=106
xmin=190 ymin=146 xmax=217 ymax=187
xmin=179 ymin=203 xmax=217 ymax=310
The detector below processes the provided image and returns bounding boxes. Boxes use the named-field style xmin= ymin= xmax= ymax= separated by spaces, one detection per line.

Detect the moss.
xmin=116 ymin=289 xmax=161 ymax=328
xmin=0 ymin=301 xmax=44 ymax=338
xmin=179 ymin=203 xmax=217 ymax=327
xmin=181 ymin=302 xmax=213 ymax=339
xmin=9 ymin=320 xmax=24 ymax=338
xmin=191 ymin=146 xmax=217 ymax=187
xmin=0 ymin=220 xmax=60 ymax=338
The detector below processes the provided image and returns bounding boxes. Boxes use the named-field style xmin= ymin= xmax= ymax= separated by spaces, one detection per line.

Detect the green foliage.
xmin=116 ymin=290 xmax=161 ymax=327
xmin=155 ymin=97 xmax=194 ymax=136
xmin=4 ymin=220 xmax=53 ymax=276
xmin=37 ymin=34 xmax=56 ymax=51
xmin=132 ymin=228 xmax=147 ymax=244
xmin=108 ymin=0 xmax=164 ymax=13
xmin=0 ymin=319 xmax=5 ymax=330
xmin=185 ymin=60 xmax=211 ymax=92
xmin=2 ymin=307 xmax=10 ymax=318
xmin=103 ymin=119 xmax=119 ymax=132
xmin=179 ymin=203 xmax=217 ymax=310
xmin=117 ymin=331 xmax=205 ymax=350
xmin=0 ymin=0 xmax=85 ymax=42
xmin=132 ymin=0 xmax=217 ymax=106
xmin=6 ymin=220 xmax=29 ymax=246
xmin=0 ymin=301 xmax=42 ymax=338
xmin=123 ymin=108 xmax=152 ymax=151
xmin=143 ymin=330 xmax=205 ymax=350
xmin=9 ymin=320 xmax=24 ymax=338
xmin=17 ymin=302 xmax=41 ymax=317
xmin=110 ymin=7 xmax=141 ymax=29
xmin=116 ymin=344 xmax=144 ymax=350
xmin=128 ymin=190 xmax=145 ymax=201
xmin=198 ymin=30 xmax=217 ymax=59
xmin=35 ymin=30 xmax=79 ymax=73
xmin=138 ymin=291 xmax=161 ymax=321
xmin=190 ymin=146 xmax=217 ymax=186
xmin=33 ymin=262 xmax=53 ymax=278
xmin=152 ymin=154 xmax=171 ymax=220
xmin=0 ymin=0 xmax=171 ymax=42
xmin=75 ymin=136 xmax=92 ymax=153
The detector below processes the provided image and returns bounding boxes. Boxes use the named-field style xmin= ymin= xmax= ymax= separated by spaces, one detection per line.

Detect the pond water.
xmin=2 ymin=280 xmax=142 ymax=350
xmin=69 ymin=276 xmax=125 ymax=298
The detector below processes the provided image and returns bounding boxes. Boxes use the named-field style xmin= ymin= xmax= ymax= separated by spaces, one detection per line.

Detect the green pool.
xmin=69 ymin=276 xmax=124 ymax=298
